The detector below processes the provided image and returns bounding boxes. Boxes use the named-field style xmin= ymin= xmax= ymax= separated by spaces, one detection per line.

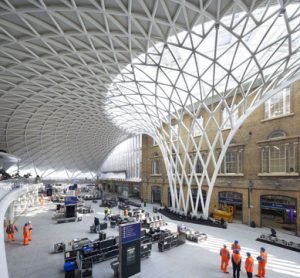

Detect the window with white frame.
xmin=171 ymin=123 xmax=179 ymax=141
xmin=260 ymin=143 xmax=297 ymax=173
xmin=264 ymin=88 xmax=290 ymax=119
xmin=195 ymin=157 xmax=203 ymax=173
xmin=189 ymin=153 xmax=206 ymax=174
xmin=222 ymin=104 xmax=238 ymax=129
xmin=220 ymin=149 xmax=243 ymax=174
xmin=193 ymin=116 xmax=204 ymax=137
xmin=169 ymin=155 xmax=180 ymax=175
xmin=151 ymin=153 xmax=160 ymax=175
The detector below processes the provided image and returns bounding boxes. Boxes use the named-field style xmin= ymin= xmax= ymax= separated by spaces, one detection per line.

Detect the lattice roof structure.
xmin=0 ymin=0 xmax=299 ymax=185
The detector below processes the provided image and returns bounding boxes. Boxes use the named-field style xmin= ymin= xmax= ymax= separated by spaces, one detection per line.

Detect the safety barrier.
xmin=0 ymin=180 xmax=42 ymax=278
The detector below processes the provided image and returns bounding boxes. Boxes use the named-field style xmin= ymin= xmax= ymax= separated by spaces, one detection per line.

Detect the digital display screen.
xmin=126 ymin=247 xmax=136 ymax=266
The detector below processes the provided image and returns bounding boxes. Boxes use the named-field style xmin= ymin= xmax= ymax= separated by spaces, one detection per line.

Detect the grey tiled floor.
xmin=4 ymin=201 xmax=300 ymax=278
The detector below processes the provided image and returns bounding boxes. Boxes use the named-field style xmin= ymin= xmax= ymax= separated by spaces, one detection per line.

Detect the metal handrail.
xmin=0 ymin=178 xmax=36 ymax=201
xmin=0 ymin=181 xmax=43 ymax=278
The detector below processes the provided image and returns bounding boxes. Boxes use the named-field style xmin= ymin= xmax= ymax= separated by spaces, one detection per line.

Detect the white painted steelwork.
xmin=0 ymin=1 xmax=299 ymax=216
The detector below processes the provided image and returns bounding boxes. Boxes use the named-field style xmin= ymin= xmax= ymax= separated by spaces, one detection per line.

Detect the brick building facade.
xmin=141 ymin=81 xmax=300 ymax=236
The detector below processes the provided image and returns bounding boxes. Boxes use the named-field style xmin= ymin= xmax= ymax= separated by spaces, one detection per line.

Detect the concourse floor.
xmin=4 ymin=200 xmax=300 ymax=278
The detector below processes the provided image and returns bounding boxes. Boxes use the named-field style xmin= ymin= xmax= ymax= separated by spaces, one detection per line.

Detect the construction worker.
xmin=104 ymin=207 xmax=108 ymax=220
xmin=245 ymin=252 xmax=254 ymax=278
xmin=6 ymin=221 xmax=18 ymax=241
xmin=107 ymin=207 xmax=111 ymax=220
xmin=232 ymin=249 xmax=242 ymax=278
xmin=220 ymin=244 xmax=230 ymax=273
xmin=231 ymin=240 xmax=241 ymax=253
xmin=23 ymin=223 xmax=29 ymax=246
xmin=256 ymin=247 xmax=268 ymax=278
xmin=28 ymin=221 xmax=33 ymax=241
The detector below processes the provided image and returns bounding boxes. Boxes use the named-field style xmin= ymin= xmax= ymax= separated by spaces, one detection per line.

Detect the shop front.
xmin=218 ymin=191 xmax=243 ymax=222
xmin=261 ymin=195 xmax=297 ymax=234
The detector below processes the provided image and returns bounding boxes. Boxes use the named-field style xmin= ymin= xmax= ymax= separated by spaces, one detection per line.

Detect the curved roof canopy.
xmin=0 ymin=0 xmax=299 ymax=178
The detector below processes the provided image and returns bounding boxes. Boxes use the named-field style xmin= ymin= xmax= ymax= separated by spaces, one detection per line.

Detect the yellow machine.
xmin=213 ymin=204 xmax=234 ymax=223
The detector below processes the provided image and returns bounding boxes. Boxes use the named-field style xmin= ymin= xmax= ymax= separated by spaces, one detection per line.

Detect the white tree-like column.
xmin=108 ymin=2 xmax=300 ymax=218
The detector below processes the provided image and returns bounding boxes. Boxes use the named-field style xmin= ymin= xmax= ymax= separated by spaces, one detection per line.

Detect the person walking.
xmin=104 ymin=207 xmax=108 ymax=220
xmin=220 ymin=244 xmax=230 ymax=274
xmin=94 ymin=216 xmax=100 ymax=233
xmin=23 ymin=223 xmax=29 ymax=246
xmin=231 ymin=240 xmax=241 ymax=253
xmin=6 ymin=221 xmax=18 ymax=242
xmin=256 ymin=247 xmax=268 ymax=278
xmin=245 ymin=252 xmax=254 ymax=278
xmin=232 ymin=249 xmax=242 ymax=278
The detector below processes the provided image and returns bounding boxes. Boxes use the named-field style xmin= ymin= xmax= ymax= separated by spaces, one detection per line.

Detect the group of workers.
xmin=6 ymin=220 xmax=33 ymax=246
xmin=220 ymin=240 xmax=268 ymax=278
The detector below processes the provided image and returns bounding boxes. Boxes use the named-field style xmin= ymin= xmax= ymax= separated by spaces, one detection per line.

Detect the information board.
xmin=64 ymin=196 xmax=78 ymax=205
xmin=121 ymin=222 xmax=141 ymax=244
xmin=261 ymin=201 xmax=295 ymax=210
xmin=219 ymin=197 xmax=242 ymax=205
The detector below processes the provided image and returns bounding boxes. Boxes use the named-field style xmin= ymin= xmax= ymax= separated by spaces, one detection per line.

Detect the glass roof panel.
xmin=108 ymin=3 xmax=300 ymax=130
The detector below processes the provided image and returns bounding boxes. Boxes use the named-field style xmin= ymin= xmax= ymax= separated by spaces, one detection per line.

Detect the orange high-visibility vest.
xmin=220 ymin=248 xmax=230 ymax=259
xmin=232 ymin=253 xmax=241 ymax=265
xmin=23 ymin=225 xmax=28 ymax=237
xmin=260 ymin=252 xmax=268 ymax=264
xmin=231 ymin=243 xmax=241 ymax=251
xmin=245 ymin=257 xmax=254 ymax=273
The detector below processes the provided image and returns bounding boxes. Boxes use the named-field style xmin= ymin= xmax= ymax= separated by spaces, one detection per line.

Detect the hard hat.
xmin=234 ymin=240 xmax=238 ymax=244
xmin=260 ymin=247 xmax=265 ymax=251
xmin=28 ymin=221 xmax=31 ymax=224
xmin=246 ymin=252 xmax=251 ymax=257
xmin=25 ymin=223 xmax=28 ymax=226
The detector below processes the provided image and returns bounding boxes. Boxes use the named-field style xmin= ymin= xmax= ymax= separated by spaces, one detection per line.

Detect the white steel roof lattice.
xmin=108 ymin=2 xmax=300 ymax=132
xmin=106 ymin=0 xmax=300 ymax=217
xmin=0 ymin=0 xmax=299 ymax=180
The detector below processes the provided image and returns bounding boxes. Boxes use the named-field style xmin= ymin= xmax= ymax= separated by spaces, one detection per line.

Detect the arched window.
xmin=268 ymin=129 xmax=287 ymax=139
